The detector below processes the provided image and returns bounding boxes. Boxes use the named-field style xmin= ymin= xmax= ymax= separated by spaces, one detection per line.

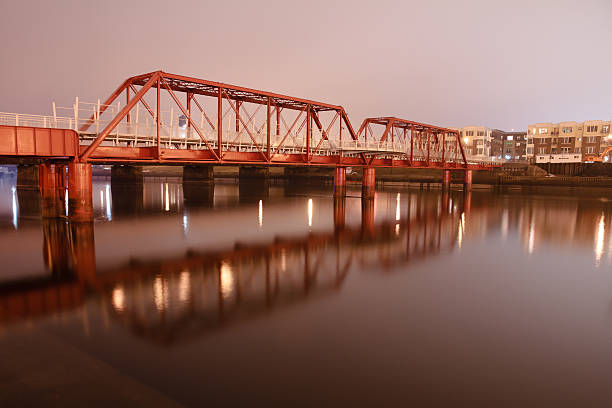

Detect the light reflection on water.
xmin=1 ymin=172 xmax=612 ymax=405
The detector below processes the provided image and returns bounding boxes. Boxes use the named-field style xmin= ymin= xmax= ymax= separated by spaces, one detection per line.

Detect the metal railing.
xmin=0 ymin=110 xmax=497 ymax=164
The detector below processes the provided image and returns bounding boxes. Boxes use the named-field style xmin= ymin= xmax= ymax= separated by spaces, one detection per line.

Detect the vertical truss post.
xmin=126 ymin=87 xmax=131 ymax=123
xmin=217 ymin=87 xmax=223 ymax=159
xmin=156 ymin=79 xmax=161 ymax=159
xmin=426 ymin=130 xmax=430 ymax=164
xmin=306 ymin=105 xmax=311 ymax=163
xmin=410 ymin=125 xmax=414 ymax=163
xmin=442 ymin=132 xmax=446 ymax=164
xmin=266 ymin=97 xmax=271 ymax=160
xmin=186 ymin=91 xmax=192 ymax=135
xmin=235 ymin=101 xmax=241 ymax=132
xmin=276 ymin=108 xmax=280 ymax=136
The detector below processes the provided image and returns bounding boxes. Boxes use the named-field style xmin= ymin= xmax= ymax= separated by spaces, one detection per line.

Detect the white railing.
xmin=0 ymin=110 xmax=502 ymax=164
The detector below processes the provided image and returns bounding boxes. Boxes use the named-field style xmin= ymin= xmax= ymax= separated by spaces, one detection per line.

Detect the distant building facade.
xmin=492 ymin=130 xmax=527 ymax=161
xmin=526 ymin=120 xmax=612 ymax=163
xmin=459 ymin=126 xmax=492 ymax=158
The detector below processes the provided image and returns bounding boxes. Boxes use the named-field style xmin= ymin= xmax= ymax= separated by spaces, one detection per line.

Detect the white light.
xmin=395 ymin=193 xmax=401 ymax=221
xmin=178 ymin=271 xmax=191 ymax=303
xmin=220 ymin=261 xmax=234 ymax=298
xmin=528 ymin=218 xmax=535 ymax=254
xmin=11 ymin=186 xmax=18 ymax=230
xmin=112 ymin=285 xmax=125 ymax=312
xmin=463 ymin=137 xmax=469 ymax=144
xmin=258 ymin=200 xmax=263 ymax=228
xmin=164 ymin=183 xmax=170 ymax=211
xmin=182 ymin=214 xmax=189 ymax=235
xmin=153 ymin=275 xmax=169 ymax=311
xmin=307 ymin=198 xmax=313 ymax=227
xmin=595 ymin=214 xmax=605 ymax=266
xmin=395 ymin=223 xmax=400 ymax=236
xmin=105 ymin=184 xmax=112 ymax=220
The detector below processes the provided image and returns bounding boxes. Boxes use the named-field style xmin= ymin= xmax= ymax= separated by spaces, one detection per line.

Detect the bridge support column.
xmin=111 ymin=165 xmax=143 ymax=182
xmin=362 ymin=167 xmax=375 ymax=199
xmin=442 ymin=169 xmax=451 ymax=190
xmin=68 ymin=163 xmax=93 ymax=222
xmin=239 ymin=166 xmax=270 ymax=179
xmin=39 ymin=163 xmax=66 ymax=218
xmin=334 ymin=167 xmax=346 ymax=197
xmin=463 ymin=169 xmax=472 ymax=191
xmin=183 ymin=165 xmax=214 ymax=183
xmin=17 ymin=164 xmax=40 ymax=189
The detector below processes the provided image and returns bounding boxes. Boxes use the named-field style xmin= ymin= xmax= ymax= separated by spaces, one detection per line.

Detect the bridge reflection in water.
xmin=0 ymin=185 xmax=473 ymax=345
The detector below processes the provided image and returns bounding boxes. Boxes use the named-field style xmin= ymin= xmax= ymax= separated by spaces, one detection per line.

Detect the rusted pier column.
xmin=70 ymin=221 xmax=96 ymax=284
xmin=39 ymin=163 xmax=66 ymax=218
xmin=333 ymin=195 xmax=346 ymax=231
xmin=464 ymin=169 xmax=473 ymax=191
xmin=183 ymin=165 xmax=214 ymax=183
xmin=68 ymin=163 xmax=93 ymax=222
xmin=334 ymin=167 xmax=346 ymax=197
xmin=362 ymin=167 xmax=375 ymax=199
xmin=442 ymin=169 xmax=451 ymax=190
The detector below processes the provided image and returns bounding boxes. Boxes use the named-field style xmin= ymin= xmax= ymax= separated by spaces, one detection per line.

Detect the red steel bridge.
xmin=0 ymin=70 xmax=497 ymax=220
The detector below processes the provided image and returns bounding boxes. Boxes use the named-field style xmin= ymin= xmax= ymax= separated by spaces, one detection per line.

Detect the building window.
xmin=527 ymin=147 xmax=533 ymax=154
xmin=465 ymin=130 xmax=474 ymax=136
xmin=561 ymin=147 xmax=571 ymax=153
xmin=477 ymin=148 xmax=483 ymax=155
xmin=477 ymin=131 xmax=484 ymax=137
xmin=603 ymin=125 xmax=610 ymax=133
xmin=560 ymin=137 xmax=571 ymax=144
xmin=585 ymin=136 xmax=599 ymax=143
xmin=538 ymin=128 xmax=548 ymax=134
xmin=538 ymin=147 xmax=547 ymax=154
xmin=586 ymin=125 xmax=599 ymax=132
xmin=527 ymin=138 xmax=533 ymax=144
xmin=507 ymin=135 xmax=514 ymax=141
xmin=476 ymin=140 xmax=483 ymax=145
xmin=586 ymin=146 xmax=596 ymax=154
xmin=561 ymin=127 xmax=573 ymax=133
xmin=575 ymin=147 xmax=581 ymax=153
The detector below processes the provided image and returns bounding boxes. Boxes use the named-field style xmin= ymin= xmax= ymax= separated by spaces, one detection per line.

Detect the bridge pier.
xmin=68 ymin=162 xmax=93 ymax=222
xmin=183 ymin=165 xmax=214 ymax=183
xmin=442 ymin=169 xmax=451 ymax=190
xmin=111 ymin=165 xmax=143 ymax=182
xmin=239 ymin=166 xmax=270 ymax=179
xmin=362 ymin=167 xmax=375 ymax=199
xmin=17 ymin=164 xmax=40 ymax=189
xmin=464 ymin=169 xmax=473 ymax=191
xmin=39 ymin=163 xmax=66 ymax=218
xmin=333 ymin=167 xmax=346 ymax=197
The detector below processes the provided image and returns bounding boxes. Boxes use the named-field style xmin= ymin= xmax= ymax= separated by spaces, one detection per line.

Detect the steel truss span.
xmin=5 ymin=70 xmax=496 ymax=169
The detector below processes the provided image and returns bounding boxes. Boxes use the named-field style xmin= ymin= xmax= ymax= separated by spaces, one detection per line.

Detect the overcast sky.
xmin=0 ymin=0 xmax=610 ymax=130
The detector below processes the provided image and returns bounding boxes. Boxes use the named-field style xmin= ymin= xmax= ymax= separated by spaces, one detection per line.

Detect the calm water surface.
xmin=1 ymin=171 xmax=612 ymax=407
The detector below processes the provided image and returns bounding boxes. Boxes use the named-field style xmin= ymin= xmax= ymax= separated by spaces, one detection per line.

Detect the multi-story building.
xmin=491 ymin=130 xmax=528 ymax=161
xmin=527 ymin=120 xmax=612 ymax=162
xmin=459 ymin=126 xmax=492 ymax=158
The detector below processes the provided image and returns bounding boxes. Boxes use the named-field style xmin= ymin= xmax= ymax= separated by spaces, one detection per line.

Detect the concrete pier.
xmin=39 ymin=163 xmax=66 ymax=218
xmin=239 ymin=166 xmax=270 ymax=179
xmin=183 ymin=165 xmax=214 ymax=182
xmin=111 ymin=165 xmax=143 ymax=182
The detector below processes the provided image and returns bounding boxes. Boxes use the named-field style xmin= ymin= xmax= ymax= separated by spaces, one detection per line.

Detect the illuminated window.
xmin=603 ymin=125 xmax=610 ymax=133
xmin=507 ymin=135 xmax=514 ymax=141
xmin=562 ymin=127 xmax=573 ymax=133
xmin=538 ymin=128 xmax=548 ymax=134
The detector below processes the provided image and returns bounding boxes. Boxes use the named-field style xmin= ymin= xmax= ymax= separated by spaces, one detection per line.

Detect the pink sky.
xmin=0 ymin=0 xmax=610 ymax=130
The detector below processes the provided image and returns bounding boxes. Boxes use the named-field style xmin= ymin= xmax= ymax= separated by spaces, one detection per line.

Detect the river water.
xmin=1 ymin=171 xmax=612 ymax=407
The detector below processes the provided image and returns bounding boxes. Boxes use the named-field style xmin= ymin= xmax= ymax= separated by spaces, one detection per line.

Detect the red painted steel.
xmin=74 ymin=71 xmax=496 ymax=170
xmin=68 ymin=162 xmax=93 ymax=222
xmin=0 ymin=125 xmax=78 ymax=157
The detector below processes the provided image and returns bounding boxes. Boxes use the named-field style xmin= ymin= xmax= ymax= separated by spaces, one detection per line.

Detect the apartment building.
xmin=527 ymin=120 xmax=612 ymax=162
xmin=459 ymin=126 xmax=492 ymax=158
xmin=492 ymin=130 xmax=528 ymax=161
